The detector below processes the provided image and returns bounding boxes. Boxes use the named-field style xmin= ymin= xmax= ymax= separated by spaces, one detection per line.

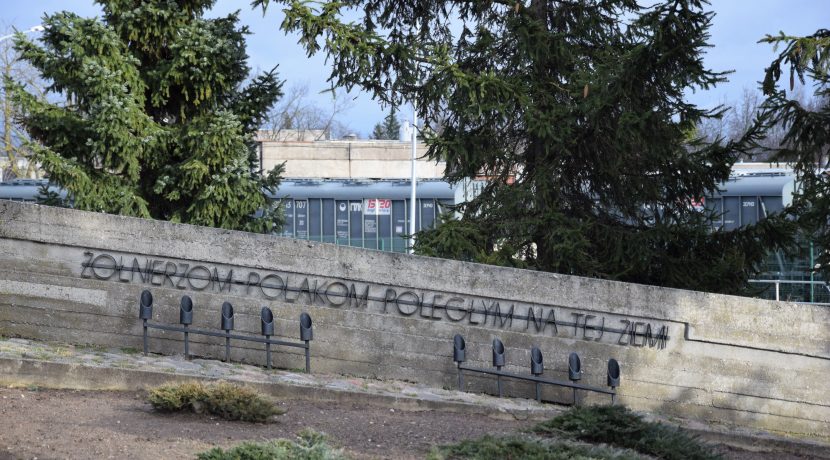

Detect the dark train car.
xmin=705 ymin=171 xmax=796 ymax=230
xmin=269 ymin=179 xmax=455 ymax=252
xmin=1 ymin=178 xmax=454 ymax=254
xmin=0 ymin=179 xmax=60 ymax=202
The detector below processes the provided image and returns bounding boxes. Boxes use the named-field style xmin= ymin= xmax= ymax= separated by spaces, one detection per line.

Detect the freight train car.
xmin=0 ymin=179 xmax=63 ymax=202
xmin=705 ymin=171 xmax=796 ymax=230
xmin=2 ymin=172 xmax=807 ymax=254
xmin=0 ymin=178 xmax=456 ymax=254
xmin=269 ymin=179 xmax=455 ymax=252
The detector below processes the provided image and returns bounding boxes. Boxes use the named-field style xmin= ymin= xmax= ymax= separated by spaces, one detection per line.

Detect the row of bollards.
xmin=453 ymin=334 xmax=620 ymax=405
xmin=139 ymin=290 xmax=314 ymax=372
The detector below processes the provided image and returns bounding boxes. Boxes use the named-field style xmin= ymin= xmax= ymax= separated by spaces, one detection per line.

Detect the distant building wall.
xmin=259 ymin=139 xmax=444 ymax=179
xmin=0 ymin=201 xmax=828 ymax=440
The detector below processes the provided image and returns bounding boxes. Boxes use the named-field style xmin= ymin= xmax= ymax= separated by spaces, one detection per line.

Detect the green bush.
xmin=198 ymin=429 xmax=348 ymax=460
xmin=148 ymin=381 xmax=285 ymax=423
xmin=428 ymin=435 xmax=646 ymax=460
xmin=148 ymin=381 xmax=208 ymax=412
xmin=533 ymin=405 xmax=722 ymax=460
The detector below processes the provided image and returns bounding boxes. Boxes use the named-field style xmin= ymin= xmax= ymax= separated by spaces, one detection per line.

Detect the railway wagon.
xmin=270 ymin=179 xmax=455 ymax=252
xmin=705 ymin=171 xmax=796 ymax=230
xmin=0 ymin=178 xmax=456 ymax=253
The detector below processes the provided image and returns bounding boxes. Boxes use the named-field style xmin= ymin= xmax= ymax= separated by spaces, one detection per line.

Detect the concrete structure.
xmin=259 ymin=138 xmax=443 ymax=179
xmin=0 ymin=200 xmax=828 ymax=440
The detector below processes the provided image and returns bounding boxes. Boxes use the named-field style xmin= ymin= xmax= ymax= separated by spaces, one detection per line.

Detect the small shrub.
xmin=205 ymin=382 xmax=284 ymax=422
xmin=534 ymin=405 xmax=722 ymax=460
xmin=148 ymin=381 xmax=208 ymax=412
xmin=427 ymin=435 xmax=645 ymax=460
xmin=198 ymin=429 xmax=348 ymax=460
xmin=148 ymin=381 xmax=285 ymax=423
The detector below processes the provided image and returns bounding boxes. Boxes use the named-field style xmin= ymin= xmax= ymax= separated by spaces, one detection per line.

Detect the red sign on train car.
xmin=365 ymin=199 xmax=392 ymax=215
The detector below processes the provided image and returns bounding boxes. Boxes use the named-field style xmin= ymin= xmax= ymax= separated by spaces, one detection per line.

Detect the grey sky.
xmin=2 ymin=1 xmax=827 ymax=137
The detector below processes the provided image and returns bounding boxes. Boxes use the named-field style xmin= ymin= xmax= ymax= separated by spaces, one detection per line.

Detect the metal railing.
xmin=451 ymin=334 xmax=620 ymax=405
xmin=138 ymin=290 xmax=314 ymax=372
xmin=749 ymin=279 xmax=830 ymax=305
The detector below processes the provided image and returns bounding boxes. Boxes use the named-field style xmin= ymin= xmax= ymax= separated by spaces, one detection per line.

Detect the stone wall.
xmin=0 ymin=201 xmax=827 ymax=439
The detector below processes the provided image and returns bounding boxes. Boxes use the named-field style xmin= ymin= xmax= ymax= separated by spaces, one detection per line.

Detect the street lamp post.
xmin=0 ymin=25 xmax=45 ymax=43
xmin=409 ymin=102 xmax=417 ymax=254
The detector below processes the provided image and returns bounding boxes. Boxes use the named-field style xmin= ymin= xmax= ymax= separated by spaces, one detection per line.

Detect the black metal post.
xmin=304 ymin=340 xmax=310 ymax=373
xmin=457 ymin=363 xmax=464 ymax=391
xmin=611 ymin=392 xmax=616 ymax=405
xmin=221 ymin=302 xmax=234 ymax=362
xmin=535 ymin=383 xmax=541 ymax=402
xmin=265 ymin=335 xmax=272 ymax=369
xmin=573 ymin=388 xmax=578 ymax=406
xmin=142 ymin=319 xmax=148 ymax=356
xmin=224 ymin=331 xmax=231 ymax=362
xmin=183 ymin=324 xmax=189 ymax=360
xmin=139 ymin=290 xmax=153 ymax=356
xmin=496 ymin=366 xmax=503 ymax=397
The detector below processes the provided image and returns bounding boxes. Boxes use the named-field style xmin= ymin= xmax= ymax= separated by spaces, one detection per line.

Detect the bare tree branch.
xmin=1 ymin=22 xmax=46 ymax=180
xmin=262 ymin=83 xmax=355 ymax=140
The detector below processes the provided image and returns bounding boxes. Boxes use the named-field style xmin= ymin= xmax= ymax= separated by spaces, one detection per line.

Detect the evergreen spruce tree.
xmin=371 ymin=107 xmax=401 ymax=139
xmin=259 ymin=0 xmax=793 ymax=293
xmin=6 ymin=0 xmax=284 ymax=232
xmin=759 ymin=29 xmax=830 ymax=278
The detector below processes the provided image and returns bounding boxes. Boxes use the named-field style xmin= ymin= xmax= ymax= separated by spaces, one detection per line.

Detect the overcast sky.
xmin=2 ymin=1 xmax=827 ymax=138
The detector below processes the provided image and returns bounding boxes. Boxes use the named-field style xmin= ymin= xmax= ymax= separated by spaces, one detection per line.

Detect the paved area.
xmin=0 ymin=337 xmax=559 ymax=420
xmin=0 ymin=337 xmax=827 ymax=460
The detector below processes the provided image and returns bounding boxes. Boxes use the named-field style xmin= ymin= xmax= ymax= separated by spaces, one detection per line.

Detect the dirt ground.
xmin=0 ymin=387 xmax=820 ymax=460
xmin=0 ymin=387 xmax=530 ymax=460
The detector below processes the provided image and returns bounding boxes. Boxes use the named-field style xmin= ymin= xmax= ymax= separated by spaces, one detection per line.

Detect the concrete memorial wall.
xmin=0 ymin=201 xmax=827 ymax=439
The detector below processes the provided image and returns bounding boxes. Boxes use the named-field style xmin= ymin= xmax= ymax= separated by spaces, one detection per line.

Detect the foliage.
xmin=6 ymin=1 xmax=284 ymax=232
xmin=371 ymin=106 xmax=401 ymax=140
xmin=428 ymin=434 xmax=646 ymax=460
xmin=36 ymin=182 xmax=68 ymax=207
xmin=533 ymin=405 xmax=722 ymax=460
xmin=256 ymin=0 xmax=793 ymax=294
xmin=1 ymin=23 xmax=44 ymax=180
xmin=412 ymin=212 xmax=525 ymax=268
xmin=197 ymin=429 xmax=348 ymax=460
xmin=758 ymin=29 xmax=830 ymax=278
xmin=147 ymin=381 xmax=285 ymax=423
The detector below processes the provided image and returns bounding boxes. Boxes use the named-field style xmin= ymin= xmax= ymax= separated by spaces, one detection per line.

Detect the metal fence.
xmin=451 ymin=334 xmax=620 ymax=405
xmin=138 ymin=290 xmax=314 ymax=372
xmin=749 ymin=279 xmax=830 ymax=305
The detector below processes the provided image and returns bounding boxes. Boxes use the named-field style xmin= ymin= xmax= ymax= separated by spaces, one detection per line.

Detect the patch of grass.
xmin=54 ymin=347 xmax=74 ymax=357
xmin=112 ymin=361 xmax=137 ymax=369
xmin=428 ymin=435 xmax=645 ymax=460
xmin=533 ymin=405 xmax=722 ymax=460
xmin=148 ymin=381 xmax=285 ymax=423
xmin=120 ymin=347 xmax=141 ymax=355
xmin=27 ymin=351 xmax=51 ymax=360
xmin=197 ymin=429 xmax=347 ymax=460
xmin=82 ymin=344 xmax=109 ymax=353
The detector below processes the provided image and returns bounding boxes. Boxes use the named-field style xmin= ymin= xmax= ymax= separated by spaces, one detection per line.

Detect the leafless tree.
xmin=1 ymin=24 xmax=46 ymax=180
xmin=262 ymin=83 xmax=355 ymax=141
xmin=696 ymin=86 xmax=823 ymax=162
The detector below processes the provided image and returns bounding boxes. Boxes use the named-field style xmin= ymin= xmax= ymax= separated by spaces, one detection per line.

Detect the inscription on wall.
xmin=81 ymin=251 xmax=670 ymax=349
